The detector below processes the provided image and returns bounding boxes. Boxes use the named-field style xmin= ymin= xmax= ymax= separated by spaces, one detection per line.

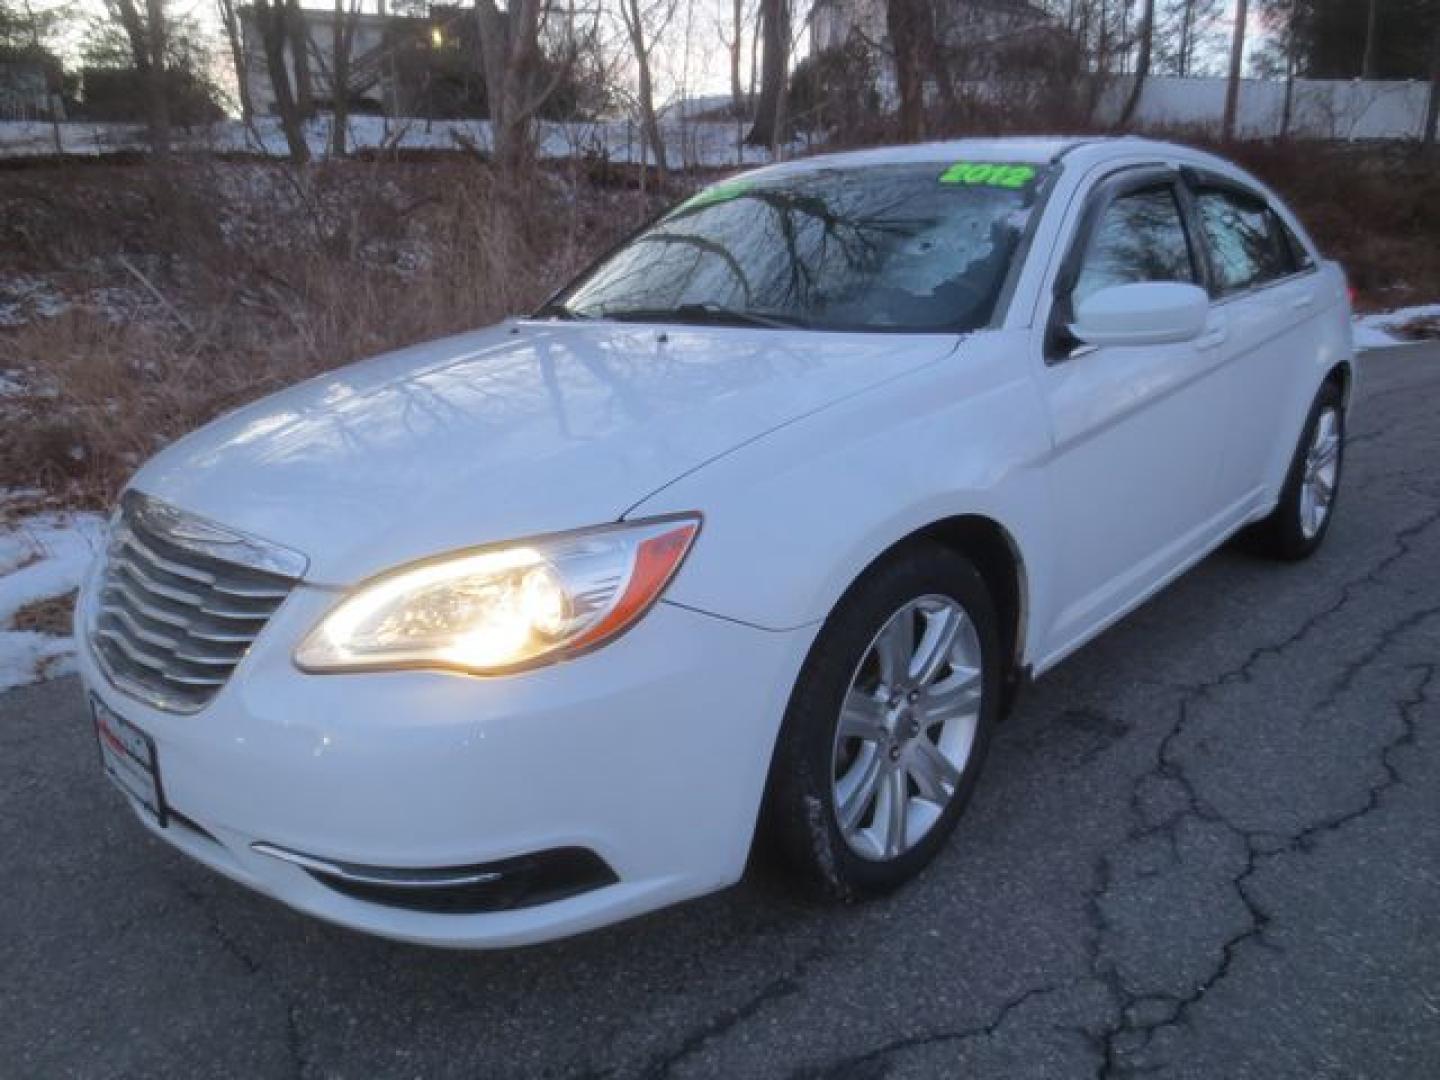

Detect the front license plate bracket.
xmin=92 ymin=695 xmax=168 ymax=826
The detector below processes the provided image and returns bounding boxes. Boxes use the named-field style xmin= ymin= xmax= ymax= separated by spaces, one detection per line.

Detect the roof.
xmin=746 ymin=137 xmax=1240 ymax=180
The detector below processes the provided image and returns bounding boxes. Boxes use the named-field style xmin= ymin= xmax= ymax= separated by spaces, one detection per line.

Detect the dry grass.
xmin=1390 ymin=312 xmax=1440 ymax=340
xmin=2 ymin=143 xmax=1435 ymax=513
xmin=1220 ymin=141 xmax=1440 ymax=313
xmin=0 ymin=159 xmax=672 ymax=508
xmin=9 ymin=591 xmax=76 ymax=634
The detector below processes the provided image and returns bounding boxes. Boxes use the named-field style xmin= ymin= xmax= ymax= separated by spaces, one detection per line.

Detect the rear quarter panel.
xmin=1258 ymin=260 xmax=1354 ymax=502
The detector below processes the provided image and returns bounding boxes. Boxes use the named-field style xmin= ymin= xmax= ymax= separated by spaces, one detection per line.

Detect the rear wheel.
xmin=1251 ymin=381 xmax=1345 ymax=561
xmin=763 ymin=542 xmax=1001 ymax=901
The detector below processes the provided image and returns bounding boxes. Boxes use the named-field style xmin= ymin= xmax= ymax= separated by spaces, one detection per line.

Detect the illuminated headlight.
xmin=295 ymin=516 xmax=700 ymax=675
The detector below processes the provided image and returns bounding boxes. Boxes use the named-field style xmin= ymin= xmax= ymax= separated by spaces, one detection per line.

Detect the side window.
xmin=1074 ymin=186 xmax=1197 ymax=304
xmin=1194 ymin=188 xmax=1298 ymax=294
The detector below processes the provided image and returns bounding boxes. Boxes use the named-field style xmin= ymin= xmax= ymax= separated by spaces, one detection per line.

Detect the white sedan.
xmin=77 ymin=138 xmax=1354 ymax=947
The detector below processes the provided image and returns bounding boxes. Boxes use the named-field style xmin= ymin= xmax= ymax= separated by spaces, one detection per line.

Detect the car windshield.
xmin=547 ymin=162 xmax=1049 ymax=333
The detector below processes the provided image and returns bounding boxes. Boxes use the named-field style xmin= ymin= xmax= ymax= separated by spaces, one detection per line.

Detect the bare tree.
xmin=108 ymin=0 xmax=149 ymax=72
xmin=886 ymin=0 xmax=927 ymax=140
xmin=1164 ymin=0 xmax=1224 ymax=77
xmin=1119 ymin=0 xmax=1156 ymax=126
xmin=617 ymin=0 xmax=679 ymax=181
xmin=1222 ymin=0 xmax=1248 ymax=139
xmin=919 ymin=0 xmax=955 ymax=117
xmin=216 ymin=0 xmax=253 ymax=120
xmin=142 ymin=0 xmax=169 ymax=153
xmin=1426 ymin=14 xmax=1440 ymax=157
xmin=329 ymin=0 xmax=361 ymax=156
xmin=107 ymin=0 xmax=169 ymax=153
xmin=1274 ymin=0 xmax=1301 ymax=136
xmin=1177 ymin=0 xmax=1194 ymax=74
xmin=1362 ymin=0 xmax=1380 ymax=78
xmin=476 ymin=0 xmax=581 ymax=179
xmin=252 ymin=0 xmax=310 ymax=162
xmin=721 ymin=0 xmax=747 ymax=116
xmin=746 ymin=0 xmax=788 ymax=146
xmin=285 ymin=0 xmax=314 ymax=119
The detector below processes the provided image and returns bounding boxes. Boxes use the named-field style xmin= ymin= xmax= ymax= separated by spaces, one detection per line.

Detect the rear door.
xmin=1034 ymin=166 xmax=1233 ymax=661
xmin=1181 ymin=171 xmax=1326 ymax=513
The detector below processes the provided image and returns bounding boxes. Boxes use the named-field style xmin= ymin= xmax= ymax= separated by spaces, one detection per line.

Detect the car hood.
xmin=131 ymin=320 xmax=957 ymax=585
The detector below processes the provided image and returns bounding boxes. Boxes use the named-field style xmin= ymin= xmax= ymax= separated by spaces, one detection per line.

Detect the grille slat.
xmin=103 ymin=605 xmax=182 ymax=652
xmin=111 ymin=556 xmax=277 ymax=621
xmin=118 ymin=531 xmax=292 ymax=600
xmin=89 ymin=494 xmax=303 ymax=713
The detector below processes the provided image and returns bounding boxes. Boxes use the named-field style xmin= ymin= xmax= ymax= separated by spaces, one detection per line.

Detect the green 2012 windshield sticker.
xmin=939 ymin=162 xmax=1036 ymax=189
xmin=676 ymin=179 xmax=753 ymax=213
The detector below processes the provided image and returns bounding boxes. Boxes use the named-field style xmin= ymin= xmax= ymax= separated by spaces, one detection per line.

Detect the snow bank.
xmin=0 ymin=116 xmax=781 ymax=168
xmin=1354 ymin=304 xmax=1440 ymax=350
xmin=0 ymin=512 xmax=107 ymax=693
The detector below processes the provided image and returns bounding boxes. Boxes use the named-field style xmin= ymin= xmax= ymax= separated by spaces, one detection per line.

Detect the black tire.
xmin=761 ymin=541 xmax=1001 ymax=902
xmin=1250 ymin=380 xmax=1345 ymax=561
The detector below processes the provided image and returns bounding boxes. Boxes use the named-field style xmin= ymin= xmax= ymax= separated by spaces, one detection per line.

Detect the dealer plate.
xmin=92 ymin=696 xmax=167 ymax=825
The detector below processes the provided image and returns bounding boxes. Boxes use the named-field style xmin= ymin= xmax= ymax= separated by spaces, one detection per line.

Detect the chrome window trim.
xmin=1204 ymin=264 xmax=1321 ymax=310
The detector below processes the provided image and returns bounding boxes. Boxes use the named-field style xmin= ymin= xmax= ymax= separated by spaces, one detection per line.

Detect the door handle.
xmin=1291 ymin=294 xmax=1315 ymax=311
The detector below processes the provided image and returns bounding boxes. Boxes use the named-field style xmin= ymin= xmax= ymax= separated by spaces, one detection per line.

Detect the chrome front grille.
xmin=90 ymin=492 xmax=306 ymax=713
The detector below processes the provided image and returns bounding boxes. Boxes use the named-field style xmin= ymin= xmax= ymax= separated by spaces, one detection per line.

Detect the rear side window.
xmin=1194 ymin=188 xmax=1300 ymax=294
xmin=1074 ymin=186 xmax=1197 ymax=303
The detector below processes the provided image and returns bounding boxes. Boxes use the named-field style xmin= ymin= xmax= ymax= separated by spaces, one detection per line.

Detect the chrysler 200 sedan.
xmin=78 ymin=138 xmax=1354 ymax=947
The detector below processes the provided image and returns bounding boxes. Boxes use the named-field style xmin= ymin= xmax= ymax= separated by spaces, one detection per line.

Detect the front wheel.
xmin=762 ymin=542 xmax=1001 ymax=901
xmin=1251 ymin=381 xmax=1345 ymax=561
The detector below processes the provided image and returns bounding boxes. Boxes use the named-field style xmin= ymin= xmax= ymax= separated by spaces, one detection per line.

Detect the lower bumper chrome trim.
xmin=250 ymin=841 xmax=620 ymax=914
xmin=251 ymin=842 xmax=503 ymax=889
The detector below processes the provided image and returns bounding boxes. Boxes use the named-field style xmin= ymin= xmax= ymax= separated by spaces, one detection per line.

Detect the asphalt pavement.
xmin=3 ymin=345 xmax=1438 ymax=1080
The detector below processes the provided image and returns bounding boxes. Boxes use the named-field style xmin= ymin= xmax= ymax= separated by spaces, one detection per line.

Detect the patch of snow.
xmin=0 ymin=512 xmax=107 ymax=694
xmin=0 ymin=631 xmax=77 ymax=691
xmin=0 ymin=117 xmax=781 ymax=168
xmin=1354 ymin=304 xmax=1440 ymax=349
xmin=0 ymin=488 xmax=44 ymax=507
xmin=1353 ymin=322 xmax=1400 ymax=349
xmin=0 ymin=274 xmax=69 ymax=328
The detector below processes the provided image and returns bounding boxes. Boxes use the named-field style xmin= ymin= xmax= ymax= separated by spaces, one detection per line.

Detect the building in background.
xmin=812 ymin=0 xmax=1059 ymax=67
xmin=809 ymin=0 xmax=1075 ymax=102
xmin=238 ymin=3 xmax=485 ymax=119
xmin=0 ymin=48 xmax=64 ymax=121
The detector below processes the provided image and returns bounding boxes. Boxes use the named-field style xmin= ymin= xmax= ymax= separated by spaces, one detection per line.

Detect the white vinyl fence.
xmin=0 ymin=76 xmax=1433 ymax=160
xmin=1094 ymin=75 xmax=1433 ymax=141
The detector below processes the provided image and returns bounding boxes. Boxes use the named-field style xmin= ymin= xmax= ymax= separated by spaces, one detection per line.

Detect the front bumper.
xmin=76 ymin=581 xmax=814 ymax=948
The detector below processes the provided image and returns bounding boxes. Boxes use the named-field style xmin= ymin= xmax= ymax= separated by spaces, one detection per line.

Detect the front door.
xmin=1034 ymin=170 xmax=1232 ymax=662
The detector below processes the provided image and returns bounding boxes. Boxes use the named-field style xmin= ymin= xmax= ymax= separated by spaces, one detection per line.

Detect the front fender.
xmin=629 ymin=333 xmax=1058 ymax=665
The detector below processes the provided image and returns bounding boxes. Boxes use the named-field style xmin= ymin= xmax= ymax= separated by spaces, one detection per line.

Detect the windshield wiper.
xmin=532 ymin=301 xmax=592 ymax=321
xmin=600 ymin=302 xmax=806 ymax=330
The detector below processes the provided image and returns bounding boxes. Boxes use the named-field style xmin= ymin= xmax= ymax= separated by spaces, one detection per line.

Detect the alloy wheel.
xmin=831 ymin=595 xmax=983 ymax=861
xmin=1300 ymin=406 xmax=1341 ymax=539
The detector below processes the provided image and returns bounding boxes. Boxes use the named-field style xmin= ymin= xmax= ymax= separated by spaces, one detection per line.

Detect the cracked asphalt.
xmin=4 ymin=345 xmax=1439 ymax=1080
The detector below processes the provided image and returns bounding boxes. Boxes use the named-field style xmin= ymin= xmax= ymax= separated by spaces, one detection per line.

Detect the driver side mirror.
xmin=1069 ymin=282 xmax=1209 ymax=349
